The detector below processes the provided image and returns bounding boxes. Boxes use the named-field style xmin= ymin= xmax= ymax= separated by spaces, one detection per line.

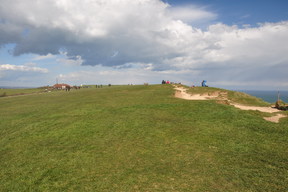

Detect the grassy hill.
xmin=0 ymin=85 xmax=287 ymax=191
xmin=185 ymin=86 xmax=270 ymax=106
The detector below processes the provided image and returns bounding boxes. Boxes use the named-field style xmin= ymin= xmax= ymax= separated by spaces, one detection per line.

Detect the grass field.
xmin=0 ymin=85 xmax=287 ymax=191
xmin=0 ymin=88 xmax=46 ymax=97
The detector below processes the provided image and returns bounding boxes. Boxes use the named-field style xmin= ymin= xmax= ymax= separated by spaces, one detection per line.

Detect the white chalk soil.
xmin=173 ymin=85 xmax=286 ymax=123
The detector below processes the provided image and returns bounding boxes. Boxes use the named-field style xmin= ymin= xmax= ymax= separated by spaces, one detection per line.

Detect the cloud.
xmin=0 ymin=64 xmax=49 ymax=86
xmin=0 ymin=0 xmax=172 ymax=66
xmin=0 ymin=0 xmax=214 ymax=68
xmin=0 ymin=0 xmax=288 ymax=89
xmin=56 ymin=52 xmax=84 ymax=66
xmin=32 ymin=53 xmax=56 ymax=61
xmin=168 ymin=5 xmax=217 ymax=24
xmin=0 ymin=64 xmax=48 ymax=73
xmin=202 ymin=22 xmax=288 ymax=70
xmin=54 ymin=66 xmax=194 ymax=86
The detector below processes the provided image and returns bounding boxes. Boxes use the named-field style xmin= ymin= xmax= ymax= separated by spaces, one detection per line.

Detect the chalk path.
xmin=173 ymin=85 xmax=286 ymax=123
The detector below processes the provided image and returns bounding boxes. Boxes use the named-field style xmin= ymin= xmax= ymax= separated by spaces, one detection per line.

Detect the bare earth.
xmin=173 ymin=85 xmax=286 ymax=123
xmin=263 ymin=114 xmax=287 ymax=123
xmin=174 ymin=86 xmax=226 ymax=100
xmin=231 ymin=103 xmax=279 ymax=113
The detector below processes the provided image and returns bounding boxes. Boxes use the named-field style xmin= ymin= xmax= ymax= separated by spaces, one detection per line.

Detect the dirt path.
xmin=263 ymin=114 xmax=287 ymax=123
xmin=174 ymin=86 xmax=221 ymax=100
xmin=173 ymin=85 xmax=286 ymax=123
xmin=231 ymin=103 xmax=280 ymax=113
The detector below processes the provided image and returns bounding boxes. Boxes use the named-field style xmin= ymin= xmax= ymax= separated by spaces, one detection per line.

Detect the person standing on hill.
xmin=202 ymin=80 xmax=208 ymax=87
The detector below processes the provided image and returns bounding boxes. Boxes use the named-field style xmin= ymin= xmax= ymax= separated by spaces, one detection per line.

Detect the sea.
xmin=238 ymin=90 xmax=288 ymax=103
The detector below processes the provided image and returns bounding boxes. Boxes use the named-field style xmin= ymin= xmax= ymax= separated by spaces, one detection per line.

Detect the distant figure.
xmin=162 ymin=80 xmax=166 ymax=84
xmin=65 ymin=86 xmax=71 ymax=91
xmin=202 ymin=80 xmax=208 ymax=87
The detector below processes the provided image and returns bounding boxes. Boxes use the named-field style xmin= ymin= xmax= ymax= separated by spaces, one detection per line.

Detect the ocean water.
xmin=239 ymin=90 xmax=288 ymax=103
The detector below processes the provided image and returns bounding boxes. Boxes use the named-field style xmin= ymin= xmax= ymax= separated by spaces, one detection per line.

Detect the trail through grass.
xmin=0 ymin=85 xmax=287 ymax=191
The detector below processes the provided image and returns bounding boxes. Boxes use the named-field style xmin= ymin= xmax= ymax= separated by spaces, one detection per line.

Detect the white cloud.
xmin=0 ymin=64 xmax=48 ymax=73
xmin=203 ymin=22 xmax=288 ymax=65
xmin=0 ymin=0 xmax=287 ymax=89
xmin=168 ymin=5 xmax=217 ymax=24
xmin=1 ymin=0 xmax=287 ymax=70
xmin=32 ymin=53 xmax=56 ymax=61
xmin=0 ymin=64 xmax=49 ymax=86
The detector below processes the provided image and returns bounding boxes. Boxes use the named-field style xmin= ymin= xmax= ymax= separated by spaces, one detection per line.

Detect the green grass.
xmin=0 ymin=88 xmax=46 ymax=97
xmin=0 ymin=85 xmax=287 ymax=191
xmin=226 ymin=90 xmax=270 ymax=106
xmin=186 ymin=86 xmax=270 ymax=106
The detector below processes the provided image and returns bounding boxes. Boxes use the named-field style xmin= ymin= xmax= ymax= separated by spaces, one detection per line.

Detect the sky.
xmin=0 ymin=0 xmax=288 ymax=90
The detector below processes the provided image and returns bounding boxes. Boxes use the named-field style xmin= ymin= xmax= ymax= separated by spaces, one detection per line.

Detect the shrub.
xmin=0 ymin=92 xmax=6 ymax=97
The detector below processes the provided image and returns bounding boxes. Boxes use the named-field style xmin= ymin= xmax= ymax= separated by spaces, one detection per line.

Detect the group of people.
xmin=162 ymin=80 xmax=170 ymax=84
xmin=162 ymin=79 xmax=208 ymax=87
xmin=162 ymin=80 xmax=181 ymax=84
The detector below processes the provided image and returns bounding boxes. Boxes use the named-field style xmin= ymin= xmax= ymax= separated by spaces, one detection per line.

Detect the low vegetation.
xmin=0 ymin=88 xmax=46 ymax=97
xmin=227 ymin=90 xmax=270 ymax=106
xmin=0 ymin=85 xmax=287 ymax=191
xmin=186 ymin=86 xmax=270 ymax=106
xmin=275 ymin=100 xmax=288 ymax=111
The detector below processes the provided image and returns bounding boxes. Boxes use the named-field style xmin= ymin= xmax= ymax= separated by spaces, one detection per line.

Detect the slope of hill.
xmin=0 ymin=85 xmax=287 ymax=191
xmin=175 ymin=85 xmax=286 ymax=122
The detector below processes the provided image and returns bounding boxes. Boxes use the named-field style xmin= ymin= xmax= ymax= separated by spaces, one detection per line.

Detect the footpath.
xmin=173 ymin=85 xmax=286 ymax=123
